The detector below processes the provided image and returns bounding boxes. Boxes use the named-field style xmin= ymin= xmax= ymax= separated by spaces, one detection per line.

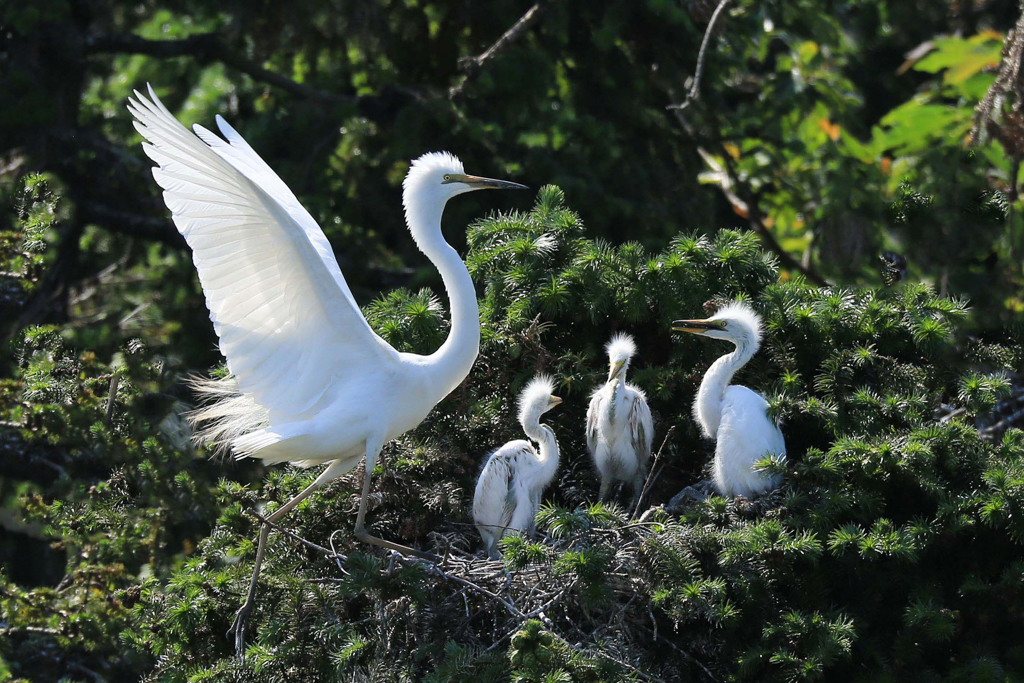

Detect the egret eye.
xmin=720 ymin=321 xmax=729 ymax=329
xmin=443 ymin=174 xmax=451 ymax=182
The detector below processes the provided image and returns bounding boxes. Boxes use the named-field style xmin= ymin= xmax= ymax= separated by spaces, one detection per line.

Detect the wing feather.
xmin=130 ymin=86 xmax=396 ymax=417
xmin=627 ymin=389 xmax=654 ymax=466
xmin=586 ymin=389 xmax=603 ymax=455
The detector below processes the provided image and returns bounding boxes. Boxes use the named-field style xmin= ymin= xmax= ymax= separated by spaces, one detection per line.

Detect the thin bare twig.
xmin=245 ymin=509 xmax=336 ymax=556
xmin=636 ymin=426 xmax=675 ymax=515
xmin=667 ymin=0 xmax=732 ymax=111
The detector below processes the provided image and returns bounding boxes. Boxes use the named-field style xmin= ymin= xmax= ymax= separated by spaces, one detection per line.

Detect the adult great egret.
xmin=673 ymin=301 xmax=785 ymax=498
xmin=473 ymin=375 xmax=562 ymax=559
xmin=127 ymin=85 xmax=526 ymax=653
xmin=586 ymin=334 xmax=653 ymax=512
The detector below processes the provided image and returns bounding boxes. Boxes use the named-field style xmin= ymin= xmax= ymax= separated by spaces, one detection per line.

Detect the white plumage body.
xmin=473 ymin=376 xmax=561 ymax=559
xmin=586 ymin=334 xmax=653 ymax=509
xmin=586 ymin=381 xmax=653 ymax=496
xmin=129 ymin=84 xmax=527 ymax=652
xmin=676 ymin=302 xmax=786 ymax=498
xmin=474 ymin=439 xmax=555 ymax=558
xmin=712 ymin=385 xmax=785 ymax=497
xmin=129 ymin=88 xmax=492 ymax=475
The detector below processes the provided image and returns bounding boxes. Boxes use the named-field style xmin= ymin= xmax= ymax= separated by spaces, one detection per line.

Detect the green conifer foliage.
xmin=3 ymin=185 xmax=1024 ymax=681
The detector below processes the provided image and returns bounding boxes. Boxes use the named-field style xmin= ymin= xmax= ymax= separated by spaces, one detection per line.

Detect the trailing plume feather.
xmin=184 ymin=374 xmax=269 ymax=458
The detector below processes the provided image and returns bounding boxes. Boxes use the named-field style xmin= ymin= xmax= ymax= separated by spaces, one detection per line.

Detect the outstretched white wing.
xmin=129 ymin=85 xmax=397 ymax=417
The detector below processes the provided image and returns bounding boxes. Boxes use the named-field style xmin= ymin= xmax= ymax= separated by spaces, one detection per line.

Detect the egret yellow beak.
xmin=607 ymin=360 xmax=626 ymax=382
xmin=672 ymin=319 xmax=727 ymax=334
xmin=549 ymin=395 xmax=563 ymax=407
xmin=444 ymin=173 xmax=528 ymax=191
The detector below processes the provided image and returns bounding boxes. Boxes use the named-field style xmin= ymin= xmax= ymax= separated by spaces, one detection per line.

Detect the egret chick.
xmin=128 ymin=85 xmax=526 ymax=654
xmin=586 ymin=333 xmax=654 ymax=512
xmin=474 ymin=376 xmax=562 ymax=559
xmin=673 ymin=302 xmax=785 ymax=497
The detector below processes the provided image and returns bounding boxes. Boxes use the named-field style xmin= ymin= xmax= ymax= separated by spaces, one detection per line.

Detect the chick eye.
xmin=443 ymin=174 xmax=451 ymax=181
xmin=720 ymin=321 xmax=729 ymax=329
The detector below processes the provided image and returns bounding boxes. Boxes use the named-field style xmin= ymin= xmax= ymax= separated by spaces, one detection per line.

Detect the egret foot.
xmin=354 ymin=529 xmax=441 ymax=563
xmin=227 ymin=599 xmax=253 ymax=659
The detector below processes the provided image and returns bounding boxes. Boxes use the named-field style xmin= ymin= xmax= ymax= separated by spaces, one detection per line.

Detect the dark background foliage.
xmin=3 ymin=0 xmax=1024 ymax=681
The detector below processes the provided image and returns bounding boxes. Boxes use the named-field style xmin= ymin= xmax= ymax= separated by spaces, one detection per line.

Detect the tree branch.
xmin=667 ymin=0 xmax=732 ymax=111
xmin=449 ymin=2 xmax=552 ymax=98
xmin=78 ymin=202 xmax=185 ymax=247
xmin=668 ymin=110 xmax=829 ymax=286
xmin=86 ymin=33 xmax=360 ymax=106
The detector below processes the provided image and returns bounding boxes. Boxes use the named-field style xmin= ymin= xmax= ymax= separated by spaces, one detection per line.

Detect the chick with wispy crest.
xmin=474 ymin=375 xmax=563 ymax=559
xmin=586 ymin=333 xmax=654 ymax=513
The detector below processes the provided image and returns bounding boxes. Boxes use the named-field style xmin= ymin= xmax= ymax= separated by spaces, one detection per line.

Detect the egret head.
xmin=605 ymin=333 xmax=637 ymax=382
xmin=518 ymin=374 xmax=562 ymax=427
xmin=673 ymin=301 xmax=763 ymax=349
xmin=403 ymin=152 xmax=527 ymax=205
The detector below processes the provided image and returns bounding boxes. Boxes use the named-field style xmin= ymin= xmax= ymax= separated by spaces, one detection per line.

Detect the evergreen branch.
xmin=643 ymin=613 xmax=720 ymax=682
xmin=449 ymin=1 xmax=553 ymax=98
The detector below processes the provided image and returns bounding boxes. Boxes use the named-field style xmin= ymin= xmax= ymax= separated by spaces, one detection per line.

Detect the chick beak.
xmin=607 ymin=360 xmax=625 ymax=382
xmin=672 ymin=319 xmax=721 ymax=334
xmin=549 ymin=395 xmax=563 ymax=407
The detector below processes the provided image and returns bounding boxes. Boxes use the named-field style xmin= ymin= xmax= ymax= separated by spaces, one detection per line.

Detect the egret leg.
xmin=629 ymin=470 xmax=646 ymax=518
xmin=598 ymin=479 xmax=613 ymax=503
xmin=353 ymin=440 xmax=440 ymax=562
xmin=227 ymin=460 xmax=346 ymax=658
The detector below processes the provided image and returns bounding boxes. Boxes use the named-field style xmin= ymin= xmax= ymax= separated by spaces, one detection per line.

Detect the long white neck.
xmin=403 ymin=189 xmax=480 ymax=396
xmin=605 ymin=376 xmax=627 ymax=424
xmin=523 ymin=418 xmax=559 ymax=484
xmin=694 ymin=337 xmax=757 ymax=438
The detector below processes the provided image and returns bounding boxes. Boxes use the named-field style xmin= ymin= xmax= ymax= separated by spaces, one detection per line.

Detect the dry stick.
xmin=245 ymin=509 xmax=337 ymax=557
xmin=667 ymin=0 xmax=732 ymax=112
xmin=104 ymin=372 xmax=121 ymax=426
xmin=248 ymin=510 xmax=536 ymax=627
xmin=450 ymin=1 xmax=551 ymax=98
xmin=635 ymin=426 xmax=675 ymax=516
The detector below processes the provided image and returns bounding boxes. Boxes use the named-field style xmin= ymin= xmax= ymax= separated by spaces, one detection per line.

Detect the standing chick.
xmin=673 ymin=301 xmax=786 ymax=497
xmin=586 ymin=334 xmax=654 ymax=513
xmin=474 ymin=376 xmax=562 ymax=559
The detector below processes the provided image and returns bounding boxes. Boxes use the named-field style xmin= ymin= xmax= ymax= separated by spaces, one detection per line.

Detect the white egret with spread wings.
xmin=128 ymin=85 xmax=526 ymax=654
xmin=673 ymin=302 xmax=786 ymax=498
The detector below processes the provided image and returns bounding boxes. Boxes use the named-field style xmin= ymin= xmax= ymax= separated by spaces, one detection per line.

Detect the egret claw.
xmin=227 ymin=603 xmax=252 ymax=659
